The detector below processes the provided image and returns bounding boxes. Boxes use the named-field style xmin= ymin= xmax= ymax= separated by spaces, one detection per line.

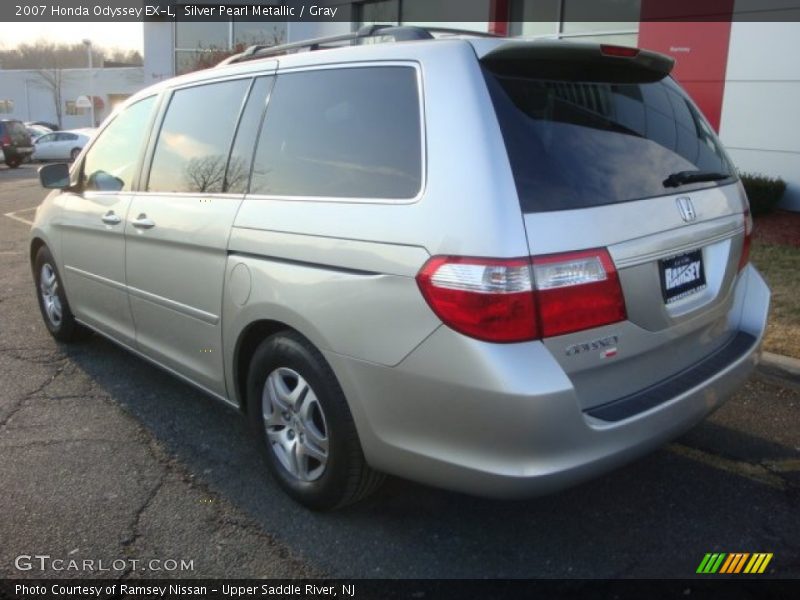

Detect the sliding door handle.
xmin=131 ymin=214 xmax=155 ymax=230
xmin=101 ymin=211 xmax=121 ymax=225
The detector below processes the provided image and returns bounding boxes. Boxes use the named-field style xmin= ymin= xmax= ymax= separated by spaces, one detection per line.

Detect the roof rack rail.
xmin=217 ymin=24 xmax=497 ymax=67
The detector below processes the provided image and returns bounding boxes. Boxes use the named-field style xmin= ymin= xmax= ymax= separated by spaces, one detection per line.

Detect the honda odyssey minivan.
xmin=31 ymin=26 xmax=770 ymax=509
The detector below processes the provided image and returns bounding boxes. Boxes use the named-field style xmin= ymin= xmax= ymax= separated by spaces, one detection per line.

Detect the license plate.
xmin=659 ymin=249 xmax=706 ymax=304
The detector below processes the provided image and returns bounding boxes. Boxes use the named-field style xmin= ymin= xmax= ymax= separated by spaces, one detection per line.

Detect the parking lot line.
xmin=3 ymin=206 xmax=37 ymax=226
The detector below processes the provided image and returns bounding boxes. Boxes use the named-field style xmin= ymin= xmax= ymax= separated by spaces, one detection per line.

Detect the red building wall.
xmin=638 ymin=1 xmax=735 ymax=131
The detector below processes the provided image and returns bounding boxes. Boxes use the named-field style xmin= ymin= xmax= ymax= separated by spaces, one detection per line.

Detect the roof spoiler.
xmin=480 ymin=41 xmax=675 ymax=84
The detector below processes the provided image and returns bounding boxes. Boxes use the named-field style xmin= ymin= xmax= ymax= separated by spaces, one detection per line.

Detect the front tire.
xmin=247 ymin=332 xmax=383 ymax=510
xmin=33 ymin=245 xmax=85 ymax=342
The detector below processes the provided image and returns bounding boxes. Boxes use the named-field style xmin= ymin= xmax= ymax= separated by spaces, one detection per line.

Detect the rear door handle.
xmin=131 ymin=214 xmax=155 ymax=229
xmin=101 ymin=211 xmax=121 ymax=225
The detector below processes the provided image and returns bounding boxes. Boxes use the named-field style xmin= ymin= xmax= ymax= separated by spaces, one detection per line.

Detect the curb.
xmin=758 ymin=352 xmax=800 ymax=387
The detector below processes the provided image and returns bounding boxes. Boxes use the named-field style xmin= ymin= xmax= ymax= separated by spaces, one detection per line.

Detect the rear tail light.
xmin=532 ymin=249 xmax=627 ymax=338
xmin=738 ymin=208 xmax=753 ymax=272
xmin=1 ymin=134 xmax=11 ymax=147
xmin=416 ymin=249 xmax=626 ymax=343
xmin=416 ymin=256 xmax=537 ymax=343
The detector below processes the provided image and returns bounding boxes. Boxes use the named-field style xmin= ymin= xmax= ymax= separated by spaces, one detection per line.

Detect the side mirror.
xmin=39 ymin=163 xmax=71 ymax=189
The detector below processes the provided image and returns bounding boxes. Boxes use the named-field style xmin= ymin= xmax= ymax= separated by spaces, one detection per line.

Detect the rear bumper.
xmin=3 ymin=146 xmax=33 ymax=160
xmin=326 ymin=264 xmax=770 ymax=498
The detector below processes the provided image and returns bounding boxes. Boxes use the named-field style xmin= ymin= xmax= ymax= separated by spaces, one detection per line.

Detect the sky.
xmin=0 ymin=22 xmax=143 ymax=52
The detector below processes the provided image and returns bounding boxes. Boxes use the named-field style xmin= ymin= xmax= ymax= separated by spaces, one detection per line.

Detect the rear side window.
xmin=148 ymin=79 xmax=250 ymax=193
xmin=250 ymin=66 xmax=422 ymax=199
xmin=484 ymin=70 xmax=735 ymax=212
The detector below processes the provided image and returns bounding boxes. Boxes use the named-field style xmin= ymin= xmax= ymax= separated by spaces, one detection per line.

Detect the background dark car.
xmin=1 ymin=120 xmax=34 ymax=168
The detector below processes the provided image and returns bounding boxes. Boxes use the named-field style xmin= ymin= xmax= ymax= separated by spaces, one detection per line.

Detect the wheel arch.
xmin=233 ymin=319 xmax=303 ymax=415
xmin=30 ymin=236 xmax=47 ymax=270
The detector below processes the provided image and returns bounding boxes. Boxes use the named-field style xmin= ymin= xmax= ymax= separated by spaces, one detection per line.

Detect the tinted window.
xmin=251 ymin=67 xmax=422 ymax=199
xmin=38 ymin=133 xmax=56 ymax=144
xmin=83 ymin=96 xmax=156 ymax=192
xmin=225 ymin=77 xmax=272 ymax=194
xmin=148 ymin=79 xmax=250 ymax=193
xmin=484 ymin=71 xmax=735 ymax=212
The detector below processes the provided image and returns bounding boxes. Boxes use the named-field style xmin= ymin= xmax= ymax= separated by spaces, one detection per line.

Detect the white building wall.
xmin=719 ymin=21 xmax=800 ymax=210
xmin=0 ymin=67 xmax=145 ymax=129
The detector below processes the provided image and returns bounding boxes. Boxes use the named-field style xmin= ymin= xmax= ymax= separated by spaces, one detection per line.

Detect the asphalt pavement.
xmin=1 ymin=162 xmax=798 ymax=579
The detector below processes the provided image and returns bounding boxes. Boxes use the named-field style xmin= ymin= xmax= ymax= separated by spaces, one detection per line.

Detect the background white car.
xmin=25 ymin=124 xmax=53 ymax=142
xmin=32 ymin=129 xmax=93 ymax=161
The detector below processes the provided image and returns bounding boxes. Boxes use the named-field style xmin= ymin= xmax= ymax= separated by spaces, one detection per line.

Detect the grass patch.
xmin=750 ymin=242 xmax=800 ymax=359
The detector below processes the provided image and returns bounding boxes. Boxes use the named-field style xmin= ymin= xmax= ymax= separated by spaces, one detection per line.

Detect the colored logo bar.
xmin=697 ymin=553 xmax=773 ymax=574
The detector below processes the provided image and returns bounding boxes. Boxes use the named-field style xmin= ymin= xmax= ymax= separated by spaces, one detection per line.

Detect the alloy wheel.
xmin=262 ymin=367 xmax=329 ymax=482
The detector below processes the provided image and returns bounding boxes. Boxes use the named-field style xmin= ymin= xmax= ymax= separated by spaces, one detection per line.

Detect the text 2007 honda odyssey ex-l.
xmin=31 ymin=26 xmax=770 ymax=509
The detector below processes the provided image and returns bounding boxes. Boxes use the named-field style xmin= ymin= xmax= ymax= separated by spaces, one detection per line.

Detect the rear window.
xmin=250 ymin=66 xmax=422 ymax=199
xmin=484 ymin=70 xmax=736 ymax=212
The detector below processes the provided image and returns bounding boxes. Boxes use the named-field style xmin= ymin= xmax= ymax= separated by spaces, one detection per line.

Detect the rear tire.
xmin=5 ymin=158 xmax=20 ymax=168
xmin=69 ymin=148 xmax=80 ymax=161
xmin=247 ymin=331 xmax=384 ymax=510
xmin=33 ymin=245 xmax=86 ymax=343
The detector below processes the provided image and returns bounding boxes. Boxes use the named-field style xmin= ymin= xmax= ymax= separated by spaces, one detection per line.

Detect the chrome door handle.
xmin=131 ymin=214 xmax=155 ymax=229
xmin=101 ymin=211 xmax=121 ymax=225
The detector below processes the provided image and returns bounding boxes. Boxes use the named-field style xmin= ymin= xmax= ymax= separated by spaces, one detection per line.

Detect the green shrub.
xmin=740 ymin=172 xmax=787 ymax=216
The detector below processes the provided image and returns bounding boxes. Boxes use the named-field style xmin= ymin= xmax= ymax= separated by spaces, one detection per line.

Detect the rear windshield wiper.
xmin=663 ymin=170 xmax=731 ymax=188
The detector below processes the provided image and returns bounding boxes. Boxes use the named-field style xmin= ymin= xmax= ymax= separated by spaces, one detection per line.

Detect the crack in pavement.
xmin=0 ymin=363 xmax=66 ymax=431
xmin=119 ymin=468 xmax=169 ymax=580
xmin=667 ymin=443 xmax=797 ymax=492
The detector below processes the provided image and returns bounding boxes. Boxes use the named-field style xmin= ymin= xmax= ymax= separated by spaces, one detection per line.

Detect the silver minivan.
xmin=31 ymin=26 xmax=770 ymax=509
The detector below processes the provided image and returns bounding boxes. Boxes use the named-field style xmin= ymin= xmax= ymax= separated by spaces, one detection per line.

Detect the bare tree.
xmin=184 ymin=155 xmax=228 ymax=193
xmin=34 ymin=68 xmax=64 ymax=128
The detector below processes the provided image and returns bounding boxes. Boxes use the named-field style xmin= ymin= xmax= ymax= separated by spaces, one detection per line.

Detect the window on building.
xmin=82 ymin=96 xmax=157 ymax=192
xmin=174 ymin=21 xmax=231 ymax=75
xmin=65 ymin=100 xmax=86 ymax=116
xmin=561 ymin=0 xmax=641 ymax=34
xmin=0 ymin=100 xmax=13 ymax=114
xmin=401 ymin=0 xmax=490 ymax=30
xmin=508 ymin=0 xmax=560 ymax=37
xmin=357 ymin=0 xmax=489 ymax=33
xmin=233 ymin=21 xmax=287 ymax=46
xmin=175 ymin=21 xmax=229 ymax=49
xmin=147 ymin=79 xmax=250 ymax=193
xmin=508 ymin=0 xmax=639 ymax=44
xmin=356 ymin=0 xmax=400 ymax=26
xmin=251 ymin=67 xmax=422 ymax=199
